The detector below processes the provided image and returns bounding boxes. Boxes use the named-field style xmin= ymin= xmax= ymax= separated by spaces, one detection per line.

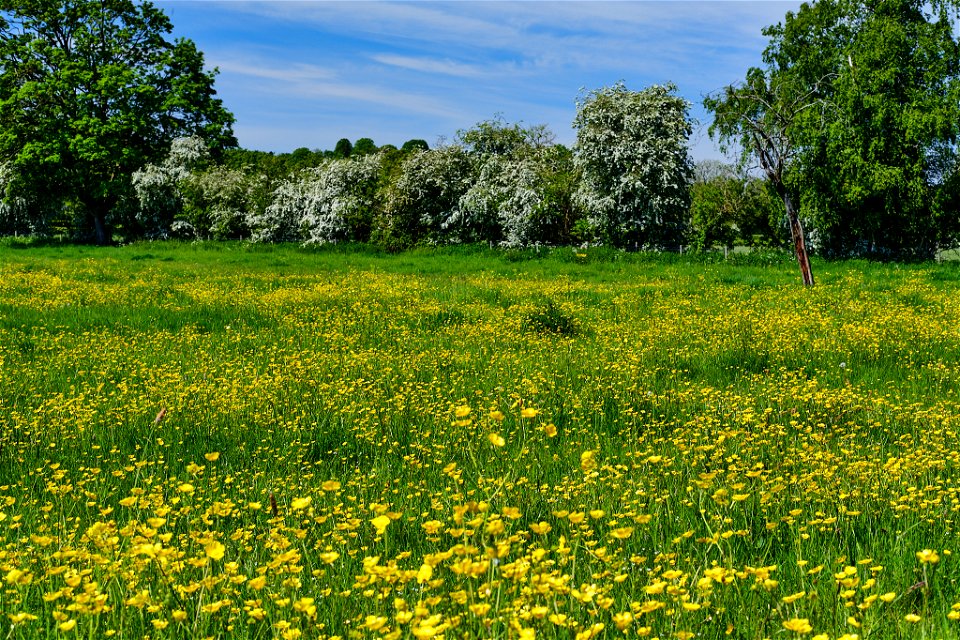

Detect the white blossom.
xmin=301 ymin=155 xmax=381 ymax=245
xmin=381 ymin=146 xmax=475 ymax=245
xmin=247 ymin=178 xmax=308 ymax=243
xmin=248 ymin=154 xmax=381 ymax=244
xmin=182 ymin=166 xmax=254 ymax=239
xmin=132 ymin=136 xmax=211 ymax=238
xmin=454 ymin=155 xmax=546 ymax=246
xmin=573 ymin=82 xmax=693 ymax=249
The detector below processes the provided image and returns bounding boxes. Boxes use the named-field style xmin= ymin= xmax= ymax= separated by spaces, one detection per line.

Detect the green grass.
xmin=0 ymin=241 xmax=959 ymax=639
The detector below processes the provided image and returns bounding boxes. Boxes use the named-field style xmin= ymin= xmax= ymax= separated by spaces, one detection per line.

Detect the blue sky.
xmin=155 ymin=1 xmax=803 ymax=162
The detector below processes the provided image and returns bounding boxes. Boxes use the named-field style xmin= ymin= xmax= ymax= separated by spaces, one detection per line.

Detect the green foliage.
xmin=689 ymin=161 xmax=786 ymax=251
xmin=0 ymin=0 xmax=235 ymax=244
xmin=522 ymin=299 xmax=578 ymax=336
xmin=457 ymin=116 xmax=554 ymax=158
xmin=333 ymin=138 xmax=353 ymax=159
xmin=791 ymin=0 xmax=960 ymax=260
xmin=401 ymin=139 xmax=430 ymax=153
xmin=352 ymin=138 xmax=378 ymax=156
xmin=711 ymin=0 xmax=960 ymax=262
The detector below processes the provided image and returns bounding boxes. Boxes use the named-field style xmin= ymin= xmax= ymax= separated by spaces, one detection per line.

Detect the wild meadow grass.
xmin=2 ymin=240 xmax=960 ymax=639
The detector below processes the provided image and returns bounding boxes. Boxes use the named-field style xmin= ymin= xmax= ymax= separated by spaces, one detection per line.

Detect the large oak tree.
xmin=0 ymin=0 xmax=235 ymax=243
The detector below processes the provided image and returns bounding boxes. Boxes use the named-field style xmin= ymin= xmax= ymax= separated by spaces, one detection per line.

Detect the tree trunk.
xmin=80 ymin=193 xmax=112 ymax=245
xmin=781 ymin=189 xmax=814 ymax=286
xmin=92 ymin=211 xmax=109 ymax=246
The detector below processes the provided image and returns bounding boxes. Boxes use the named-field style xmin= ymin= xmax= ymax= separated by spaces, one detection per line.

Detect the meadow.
xmin=2 ymin=241 xmax=960 ymax=639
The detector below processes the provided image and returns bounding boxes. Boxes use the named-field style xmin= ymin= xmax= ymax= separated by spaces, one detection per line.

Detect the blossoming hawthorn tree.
xmin=247 ymin=178 xmax=307 ymax=244
xmin=179 ymin=165 xmax=255 ymax=240
xmin=376 ymin=146 xmax=475 ymax=249
xmin=133 ymin=136 xmax=254 ymax=240
xmin=573 ymin=82 xmax=693 ymax=250
xmin=247 ymin=154 xmax=381 ymax=244
xmin=0 ymin=0 xmax=235 ymax=244
xmin=0 ymin=160 xmax=51 ymax=236
xmin=454 ymin=146 xmax=579 ymax=247
xmin=132 ymin=136 xmax=209 ymax=238
xmin=449 ymin=117 xmax=580 ymax=246
xmin=300 ymin=155 xmax=381 ymax=245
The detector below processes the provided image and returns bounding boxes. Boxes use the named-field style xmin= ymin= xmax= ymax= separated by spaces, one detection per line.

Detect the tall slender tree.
xmin=705 ymin=68 xmax=829 ymax=285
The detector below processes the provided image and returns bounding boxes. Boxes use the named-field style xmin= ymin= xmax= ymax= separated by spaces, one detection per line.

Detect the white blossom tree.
xmin=454 ymin=145 xmax=578 ymax=246
xmin=247 ymin=178 xmax=306 ymax=243
xmin=132 ymin=136 xmax=210 ymax=238
xmin=301 ymin=155 xmax=381 ymax=245
xmin=573 ymin=82 xmax=693 ymax=249
xmin=377 ymin=146 xmax=475 ymax=248
xmin=180 ymin=166 xmax=254 ymax=240
xmin=247 ymin=154 xmax=381 ymax=244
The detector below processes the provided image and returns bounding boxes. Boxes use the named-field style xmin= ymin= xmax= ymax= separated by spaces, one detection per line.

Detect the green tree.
xmin=400 ymin=139 xmax=429 ymax=154
xmin=458 ymin=116 xmax=553 ymax=158
xmin=0 ymin=0 xmax=235 ymax=244
xmin=704 ymin=66 xmax=824 ymax=284
xmin=352 ymin=138 xmax=378 ymax=156
xmin=688 ymin=161 xmax=785 ymax=251
xmin=787 ymin=0 xmax=960 ymax=260
xmin=573 ymin=82 xmax=693 ymax=250
xmin=710 ymin=0 xmax=960 ymax=266
xmin=333 ymin=138 xmax=353 ymax=159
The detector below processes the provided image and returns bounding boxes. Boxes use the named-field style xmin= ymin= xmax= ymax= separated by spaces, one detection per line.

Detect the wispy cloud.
xmin=158 ymin=0 xmax=804 ymax=158
xmin=214 ymin=59 xmax=337 ymax=83
xmin=210 ymin=53 xmax=465 ymax=119
xmin=370 ymin=54 xmax=491 ymax=78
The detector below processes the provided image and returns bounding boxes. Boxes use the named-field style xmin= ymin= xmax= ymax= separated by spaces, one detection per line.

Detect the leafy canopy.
xmin=708 ymin=0 xmax=960 ymax=261
xmin=0 ymin=0 xmax=235 ymax=243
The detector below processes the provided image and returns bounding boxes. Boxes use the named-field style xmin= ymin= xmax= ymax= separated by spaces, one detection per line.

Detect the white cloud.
xmin=370 ymin=54 xmax=491 ymax=78
xmin=209 ymin=53 xmax=465 ymax=119
xmin=214 ymin=59 xmax=337 ymax=83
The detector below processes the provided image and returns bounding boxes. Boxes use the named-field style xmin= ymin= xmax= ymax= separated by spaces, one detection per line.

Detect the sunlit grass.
xmin=2 ymin=241 xmax=960 ymax=638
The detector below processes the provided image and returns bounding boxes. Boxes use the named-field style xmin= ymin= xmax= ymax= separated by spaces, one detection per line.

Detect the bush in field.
xmin=446 ymin=118 xmax=581 ymax=246
xmin=453 ymin=155 xmax=528 ymax=244
xmin=574 ymin=82 xmax=693 ymax=249
xmin=179 ymin=166 xmax=255 ymax=240
xmin=301 ymin=155 xmax=381 ymax=245
xmin=247 ymin=178 xmax=306 ymax=243
xmin=247 ymin=155 xmax=381 ymax=244
xmin=375 ymin=146 xmax=475 ymax=249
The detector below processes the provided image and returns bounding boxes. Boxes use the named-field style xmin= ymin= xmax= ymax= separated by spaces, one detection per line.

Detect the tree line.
xmin=2 ymin=0 xmax=960 ymax=274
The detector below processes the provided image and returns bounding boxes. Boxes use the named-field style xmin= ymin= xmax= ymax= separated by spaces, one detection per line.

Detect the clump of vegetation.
xmin=522 ymin=299 xmax=579 ymax=336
